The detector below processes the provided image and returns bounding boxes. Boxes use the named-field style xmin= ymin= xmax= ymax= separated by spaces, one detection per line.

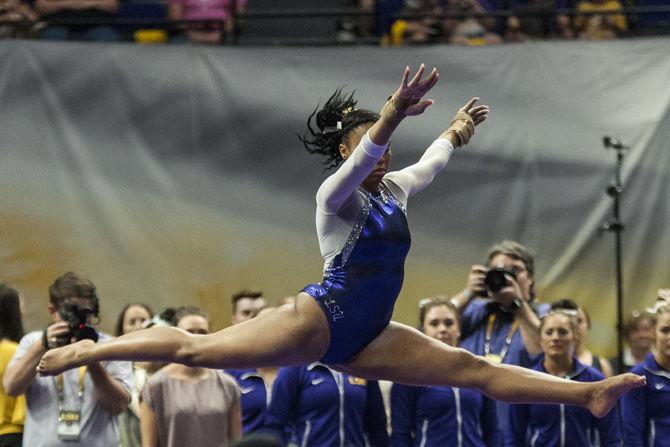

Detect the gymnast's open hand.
xmin=384 ymin=64 xmax=440 ymax=119
xmin=442 ymin=97 xmax=490 ymax=147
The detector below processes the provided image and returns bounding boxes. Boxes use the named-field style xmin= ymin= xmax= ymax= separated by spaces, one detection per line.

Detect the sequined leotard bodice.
xmin=303 ymin=132 xmax=454 ymax=364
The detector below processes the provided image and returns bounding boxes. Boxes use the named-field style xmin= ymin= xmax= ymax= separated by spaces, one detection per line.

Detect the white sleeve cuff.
xmin=432 ymin=138 xmax=455 ymax=153
xmin=361 ymin=131 xmax=390 ymax=158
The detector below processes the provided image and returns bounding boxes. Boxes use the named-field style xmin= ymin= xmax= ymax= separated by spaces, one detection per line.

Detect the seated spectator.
xmin=2 ymin=272 xmax=131 ymax=447
xmin=0 ymin=0 xmax=38 ymax=38
xmin=506 ymin=310 xmax=622 ymax=446
xmin=391 ymin=297 xmax=499 ymax=446
xmin=0 ymin=284 xmax=25 ymax=447
xmin=336 ymin=0 xmax=377 ymax=43
xmin=167 ymin=0 xmax=245 ymax=44
xmin=505 ymin=0 xmax=574 ymax=41
xmin=574 ymin=0 xmax=627 ymax=39
xmin=34 ymin=0 xmax=120 ymax=41
xmin=551 ymin=298 xmax=614 ymax=377
xmin=265 ymin=363 xmax=389 ymax=446
xmin=389 ymin=0 xmax=447 ymax=45
xmin=610 ymin=310 xmax=655 ymax=374
xmin=444 ymin=0 xmax=502 ymax=45
xmin=114 ymin=303 xmax=154 ymax=447
xmin=140 ymin=306 xmax=241 ymax=447
xmin=622 ymin=296 xmax=670 ymax=446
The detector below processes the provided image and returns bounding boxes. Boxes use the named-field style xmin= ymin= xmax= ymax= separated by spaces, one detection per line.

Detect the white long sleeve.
xmin=384 ymin=138 xmax=454 ymax=200
xmin=315 ymin=131 xmax=389 ymax=215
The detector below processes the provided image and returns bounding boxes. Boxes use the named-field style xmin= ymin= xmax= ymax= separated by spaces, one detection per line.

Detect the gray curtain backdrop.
xmin=1 ymin=39 xmax=669 ymax=354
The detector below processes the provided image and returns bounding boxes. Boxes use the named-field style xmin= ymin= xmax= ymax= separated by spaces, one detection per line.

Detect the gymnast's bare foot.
xmin=37 ymin=339 xmax=96 ymax=376
xmin=588 ymin=373 xmax=646 ymax=418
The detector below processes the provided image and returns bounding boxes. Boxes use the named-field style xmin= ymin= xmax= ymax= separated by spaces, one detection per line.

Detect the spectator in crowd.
xmin=140 ymin=306 xmax=241 ymax=447
xmin=610 ymin=310 xmax=655 ymax=374
xmin=451 ymin=240 xmax=549 ymax=368
xmin=0 ymin=284 xmax=25 ymax=447
xmin=167 ymin=0 xmax=245 ymax=44
xmin=34 ymin=0 xmax=120 ymax=41
xmin=551 ymin=298 xmax=614 ymax=377
xmin=231 ymin=288 xmax=266 ymax=325
xmin=228 ymin=305 xmax=279 ymax=435
xmin=0 ymin=0 xmax=38 ymax=38
xmin=336 ymin=0 xmax=377 ymax=43
xmin=622 ymin=297 xmax=670 ymax=446
xmin=114 ymin=303 xmax=154 ymax=447
xmin=574 ymin=0 xmax=627 ymax=39
xmin=444 ymin=0 xmax=503 ymax=45
xmin=505 ymin=0 xmax=574 ymax=41
xmin=506 ymin=310 xmax=622 ymax=446
xmin=389 ymin=0 xmax=447 ymax=45
xmin=2 ymin=272 xmax=131 ymax=447
xmin=265 ymin=362 xmax=389 ymax=446
xmin=450 ymin=240 xmax=550 ymax=434
xmin=391 ymin=297 xmax=499 ymax=446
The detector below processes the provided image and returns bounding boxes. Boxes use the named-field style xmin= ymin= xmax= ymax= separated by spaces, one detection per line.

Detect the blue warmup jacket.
xmin=264 ymin=363 xmax=389 ymax=447
xmin=227 ymin=369 xmax=270 ymax=434
xmin=622 ymin=353 xmax=670 ymax=447
xmin=390 ymin=383 xmax=499 ymax=447
xmin=506 ymin=356 xmax=621 ymax=446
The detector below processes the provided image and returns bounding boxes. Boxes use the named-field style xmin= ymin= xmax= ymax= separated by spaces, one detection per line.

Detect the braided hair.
xmin=298 ymin=87 xmax=380 ymax=170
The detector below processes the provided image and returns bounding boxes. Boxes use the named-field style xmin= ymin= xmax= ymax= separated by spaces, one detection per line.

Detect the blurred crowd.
xmin=0 ymin=0 xmax=669 ymax=44
xmin=2 ymin=240 xmax=669 ymax=446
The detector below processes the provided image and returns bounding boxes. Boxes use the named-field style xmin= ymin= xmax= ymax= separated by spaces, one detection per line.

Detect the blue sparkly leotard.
xmin=303 ymin=131 xmax=454 ymax=364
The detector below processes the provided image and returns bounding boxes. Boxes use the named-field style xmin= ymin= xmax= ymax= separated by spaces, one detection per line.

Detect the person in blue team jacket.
xmin=228 ymin=307 xmax=279 ymax=435
xmin=391 ymin=297 xmax=499 ymax=446
xmin=265 ymin=363 xmax=389 ymax=446
xmin=506 ymin=309 xmax=622 ymax=446
xmin=622 ymin=299 xmax=670 ymax=447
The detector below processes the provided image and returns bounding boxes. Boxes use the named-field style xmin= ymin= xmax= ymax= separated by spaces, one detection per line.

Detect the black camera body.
xmin=484 ymin=266 xmax=517 ymax=293
xmin=59 ymin=303 xmax=99 ymax=343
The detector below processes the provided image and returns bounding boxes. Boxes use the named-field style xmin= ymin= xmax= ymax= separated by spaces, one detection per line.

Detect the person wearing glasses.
xmin=622 ymin=296 xmax=670 ymax=447
xmin=506 ymin=309 xmax=622 ymax=446
xmin=391 ymin=297 xmax=498 ymax=446
xmin=38 ymin=66 xmax=644 ymax=422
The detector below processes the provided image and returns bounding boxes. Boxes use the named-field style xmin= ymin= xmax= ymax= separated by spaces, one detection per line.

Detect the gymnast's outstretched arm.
xmin=385 ymin=97 xmax=488 ymax=199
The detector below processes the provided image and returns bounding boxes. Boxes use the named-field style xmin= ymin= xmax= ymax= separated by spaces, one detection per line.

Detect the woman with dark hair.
xmin=506 ymin=311 xmax=621 ymax=446
xmin=114 ymin=304 xmax=154 ymax=447
xmin=140 ymin=306 xmax=241 ymax=447
xmin=0 ymin=284 xmax=25 ymax=447
xmin=622 ymin=300 xmax=670 ymax=446
xmin=391 ymin=297 xmax=498 ymax=446
xmin=38 ymin=65 xmax=644 ymax=417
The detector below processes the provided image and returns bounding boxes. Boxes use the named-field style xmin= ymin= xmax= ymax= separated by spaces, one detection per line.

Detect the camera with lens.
xmin=59 ymin=303 xmax=99 ymax=343
xmin=484 ymin=266 xmax=517 ymax=293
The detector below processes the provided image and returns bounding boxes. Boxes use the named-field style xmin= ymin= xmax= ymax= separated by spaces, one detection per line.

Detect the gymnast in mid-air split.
xmin=37 ymin=64 xmax=645 ymax=416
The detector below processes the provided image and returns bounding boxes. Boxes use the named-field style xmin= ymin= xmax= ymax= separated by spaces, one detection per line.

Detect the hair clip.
xmin=341 ymin=106 xmax=354 ymax=117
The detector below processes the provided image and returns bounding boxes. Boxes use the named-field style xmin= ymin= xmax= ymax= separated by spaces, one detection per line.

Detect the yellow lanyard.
xmin=55 ymin=367 xmax=87 ymax=406
xmin=484 ymin=313 xmax=519 ymax=360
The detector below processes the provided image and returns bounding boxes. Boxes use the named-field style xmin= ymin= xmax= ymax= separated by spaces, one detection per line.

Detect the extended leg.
xmin=38 ymin=293 xmax=330 ymax=375
xmin=337 ymin=322 xmax=645 ymax=418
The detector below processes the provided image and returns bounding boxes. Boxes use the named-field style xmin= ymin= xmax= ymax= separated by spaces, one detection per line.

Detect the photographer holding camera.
xmin=449 ymin=240 xmax=550 ymax=435
xmin=2 ymin=272 xmax=131 ymax=446
xmin=450 ymin=240 xmax=549 ymax=365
